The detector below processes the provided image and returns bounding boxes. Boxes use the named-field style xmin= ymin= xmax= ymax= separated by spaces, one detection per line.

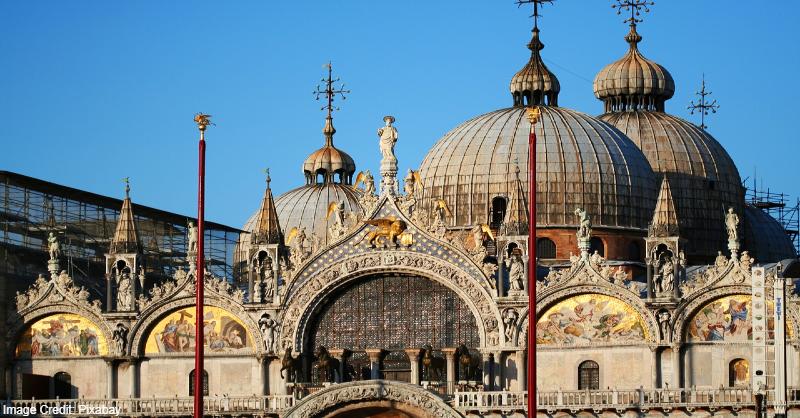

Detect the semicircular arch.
xmin=673 ymin=285 xmax=753 ymax=344
xmin=12 ymin=308 xmax=112 ymax=359
xmin=283 ymin=380 xmax=461 ymax=418
xmin=534 ymin=286 xmax=658 ymax=346
xmin=129 ymin=296 xmax=262 ymax=357
xmin=280 ymin=252 xmax=501 ymax=351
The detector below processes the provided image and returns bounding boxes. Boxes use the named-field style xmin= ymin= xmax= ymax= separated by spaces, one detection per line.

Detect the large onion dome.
xmin=742 ymin=204 xmax=796 ymax=262
xmin=419 ymin=22 xmax=657 ymax=233
xmin=593 ymin=25 xmax=674 ymax=113
xmin=596 ymin=23 xmax=744 ymax=262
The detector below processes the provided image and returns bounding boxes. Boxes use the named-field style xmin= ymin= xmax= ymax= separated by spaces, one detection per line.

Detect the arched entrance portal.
xmin=307 ymin=274 xmax=480 ymax=384
xmin=284 ymin=381 xmax=462 ymax=418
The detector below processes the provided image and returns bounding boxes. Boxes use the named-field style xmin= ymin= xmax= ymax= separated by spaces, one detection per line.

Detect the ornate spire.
xmin=305 ymin=63 xmax=356 ymax=185
xmin=649 ymin=175 xmax=680 ymax=237
xmin=687 ymin=74 xmax=719 ymax=130
xmin=110 ymin=178 xmax=141 ymax=254
xmin=593 ymin=0 xmax=674 ymax=113
xmin=503 ymin=164 xmax=530 ymax=235
xmin=252 ymin=169 xmax=283 ymax=245
xmin=510 ymin=0 xmax=560 ymax=107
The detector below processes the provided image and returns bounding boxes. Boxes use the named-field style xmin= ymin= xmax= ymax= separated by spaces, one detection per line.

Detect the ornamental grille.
xmin=309 ymin=274 xmax=480 ymax=351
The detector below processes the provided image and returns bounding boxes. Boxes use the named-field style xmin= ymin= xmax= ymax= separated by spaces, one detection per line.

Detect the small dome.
xmin=419 ymin=106 xmax=657 ymax=229
xmin=593 ymin=25 xmax=674 ymax=113
xmin=510 ymin=27 xmax=560 ymax=107
xmin=601 ymin=111 xmax=744 ymax=260
xmin=743 ymin=204 xmax=796 ymax=263
xmin=303 ymin=116 xmax=356 ymax=185
xmin=242 ymin=183 xmax=362 ymax=247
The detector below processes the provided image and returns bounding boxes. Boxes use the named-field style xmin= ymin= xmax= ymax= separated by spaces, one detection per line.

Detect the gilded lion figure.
xmin=359 ymin=217 xmax=408 ymax=248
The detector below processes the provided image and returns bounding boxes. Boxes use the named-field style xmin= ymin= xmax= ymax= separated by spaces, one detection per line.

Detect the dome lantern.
xmin=593 ymin=2 xmax=674 ymax=113
xmin=304 ymin=62 xmax=356 ymax=186
xmin=509 ymin=2 xmax=560 ymax=107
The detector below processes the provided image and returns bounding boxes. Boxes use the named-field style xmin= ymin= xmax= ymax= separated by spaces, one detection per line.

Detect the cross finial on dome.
xmin=313 ymin=62 xmax=350 ymax=146
xmin=612 ymin=0 xmax=654 ymax=27
xmin=515 ymin=0 xmax=554 ymax=30
xmin=687 ymin=74 xmax=719 ymax=130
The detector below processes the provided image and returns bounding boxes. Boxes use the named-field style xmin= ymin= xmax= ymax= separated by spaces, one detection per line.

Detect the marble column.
xmin=497 ymin=252 xmax=506 ymax=297
xmin=259 ymin=355 xmax=269 ymax=395
xmin=442 ymin=348 xmax=457 ymax=393
xmin=328 ymin=349 xmax=347 ymax=383
xmin=650 ymin=347 xmax=659 ymax=389
xmin=493 ymin=351 xmax=503 ymax=389
xmin=516 ymin=350 xmax=526 ymax=391
xmin=646 ymin=260 xmax=653 ymax=299
xmin=482 ymin=351 xmax=493 ymax=389
xmin=404 ymin=349 xmax=422 ymax=385
xmin=106 ymin=359 xmax=116 ymax=398
xmin=106 ymin=274 xmax=114 ymax=312
xmin=365 ymin=349 xmax=384 ymax=380
xmin=671 ymin=346 xmax=681 ymax=388
xmin=128 ymin=359 xmax=139 ymax=398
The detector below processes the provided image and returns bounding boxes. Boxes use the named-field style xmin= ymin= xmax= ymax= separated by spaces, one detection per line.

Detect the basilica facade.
xmin=4 ymin=2 xmax=800 ymax=418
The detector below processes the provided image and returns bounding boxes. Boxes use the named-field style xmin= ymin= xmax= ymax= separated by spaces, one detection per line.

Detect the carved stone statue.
xmin=116 ymin=270 xmax=133 ymax=311
xmin=725 ymin=207 xmax=739 ymax=242
xmin=288 ymin=227 xmax=310 ymax=268
xmin=503 ymin=308 xmax=519 ymax=342
xmin=112 ymin=323 xmax=129 ymax=355
xmin=403 ymin=169 xmax=416 ymax=196
xmin=657 ymin=311 xmax=671 ymax=341
xmin=262 ymin=264 xmax=275 ymax=300
xmin=15 ymin=291 xmax=28 ymax=310
xmin=47 ymin=232 xmax=60 ymax=260
xmin=505 ymin=249 xmax=525 ymax=292
xmin=575 ymin=208 xmax=592 ymax=240
xmin=187 ymin=221 xmax=198 ymax=253
xmin=259 ymin=314 xmax=279 ymax=354
xmin=362 ymin=170 xmax=376 ymax=196
xmin=659 ymin=256 xmax=674 ymax=294
xmin=377 ymin=115 xmax=398 ymax=165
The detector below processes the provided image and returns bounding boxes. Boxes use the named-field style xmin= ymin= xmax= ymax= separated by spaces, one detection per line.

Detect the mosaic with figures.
xmin=537 ymin=294 xmax=649 ymax=345
xmin=16 ymin=313 xmax=107 ymax=358
xmin=145 ymin=306 xmax=253 ymax=354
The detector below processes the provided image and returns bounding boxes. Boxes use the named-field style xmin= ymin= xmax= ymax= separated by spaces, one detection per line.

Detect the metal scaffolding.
xmin=746 ymin=178 xmax=800 ymax=256
xmin=0 ymin=171 xmax=242 ymax=296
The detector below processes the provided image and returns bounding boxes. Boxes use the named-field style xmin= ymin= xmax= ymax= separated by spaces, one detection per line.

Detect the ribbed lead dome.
xmin=419 ymin=106 xmax=657 ymax=229
xmin=593 ymin=25 xmax=674 ymax=113
xmin=601 ymin=111 xmax=744 ymax=259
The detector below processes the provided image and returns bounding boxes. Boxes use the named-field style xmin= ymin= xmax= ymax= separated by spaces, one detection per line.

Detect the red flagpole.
xmin=526 ymin=107 xmax=539 ymax=416
xmin=194 ymin=114 xmax=210 ymax=418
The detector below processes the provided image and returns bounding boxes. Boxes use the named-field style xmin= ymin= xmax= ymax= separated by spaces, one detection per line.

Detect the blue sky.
xmin=1 ymin=1 xmax=798 ymax=228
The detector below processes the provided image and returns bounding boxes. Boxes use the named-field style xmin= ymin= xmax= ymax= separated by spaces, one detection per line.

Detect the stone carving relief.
xmin=112 ymin=323 xmax=129 ymax=355
xmin=15 ymin=271 xmax=101 ymax=316
xmin=259 ymin=313 xmax=280 ymax=355
xmin=503 ymin=308 xmax=519 ymax=343
xmin=284 ymin=380 xmax=461 ymax=418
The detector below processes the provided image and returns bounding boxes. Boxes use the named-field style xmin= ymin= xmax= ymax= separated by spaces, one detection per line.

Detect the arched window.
xmin=578 ymin=360 xmax=600 ymax=390
xmin=53 ymin=372 xmax=71 ymax=398
xmin=537 ymin=238 xmax=557 ymax=259
xmin=310 ymin=274 xmax=480 ymax=383
xmin=729 ymin=359 xmax=749 ymax=387
xmin=189 ymin=369 xmax=209 ymax=396
xmin=490 ymin=197 xmax=507 ymax=228
xmin=589 ymin=237 xmax=605 ymax=257
xmin=628 ymin=241 xmax=641 ymax=261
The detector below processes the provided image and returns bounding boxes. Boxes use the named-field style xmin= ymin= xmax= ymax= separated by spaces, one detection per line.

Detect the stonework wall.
xmin=139 ymin=357 xmax=260 ymax=397
xmin=538 ymin=346 xmax=652 ymax=390
xmin=682 ymin=344 xmax=752 ymax=388
xmin=14 ymin=359 xmax=107 ymax=398
xmin=537 ymin=228 xmax=645 ymax=262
